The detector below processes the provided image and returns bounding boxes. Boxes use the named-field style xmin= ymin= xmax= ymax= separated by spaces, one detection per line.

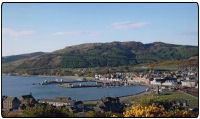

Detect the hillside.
xmin=2 ymin=52 xmax=46 ymax=64
xmin=2 ymin=41 xmax=198 ymax=75
xmin=146 ymin=56 xmax=198 ymax=67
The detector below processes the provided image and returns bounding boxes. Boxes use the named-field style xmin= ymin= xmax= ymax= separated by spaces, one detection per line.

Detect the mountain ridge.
xmin=2 ymin=52 xmax=46 ymax=64
xmin=2 ymin=41 xmax=198 ymax=74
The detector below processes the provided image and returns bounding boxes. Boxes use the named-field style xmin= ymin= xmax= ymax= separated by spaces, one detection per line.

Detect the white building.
xmin=39 ymin=97 xmax=75 ymax=107
xmin=150 ymin=80 xmax=162 ymax=86
xmin=95 ymin=74 xmax=102 ymax=80
xmin=128 ymin=77 xmax=150 ymax=85
xmin=150 ymin=78 xmax=163 ymax=86
xmin=162 ymin=80 xmax=177 ymax=86
xmin=181 ymin=80 xmax=196 ymax=88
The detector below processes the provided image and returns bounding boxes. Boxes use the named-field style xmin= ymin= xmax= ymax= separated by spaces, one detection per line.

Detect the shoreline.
xmin=83 ymin=89 xmax=148 ymax=103
xmin=3 ymin=74 xmax=95 ymax=80
xmin=3 ymin=74 xmax=149 ymax=103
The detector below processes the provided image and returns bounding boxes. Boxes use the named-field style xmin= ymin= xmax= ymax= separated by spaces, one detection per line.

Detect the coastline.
xmin=3 ymin=74 xmax=95 ymax=80
xmin=3 ymin=74 xmax=148 ymax=103
xmin=83 ymin=89 xmax=148 ymax=103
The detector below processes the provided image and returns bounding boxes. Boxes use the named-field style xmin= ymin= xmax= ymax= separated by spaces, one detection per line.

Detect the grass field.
xmin=121 ymin=92 xmax=198 ymax=108
xmin=83 ymin=101 xmax=97 ymax=107
xmin=83 ymin=92 xmax=198 ymax=108
xmin=152 ymin=65 xmax=178 ymax=71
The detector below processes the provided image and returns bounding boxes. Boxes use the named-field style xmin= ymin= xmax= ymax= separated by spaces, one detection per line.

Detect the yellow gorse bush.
xmin=117 ymin=104 xmax=197 ymax=117
xmin=123 ymin=104 xmax=168 ymax=117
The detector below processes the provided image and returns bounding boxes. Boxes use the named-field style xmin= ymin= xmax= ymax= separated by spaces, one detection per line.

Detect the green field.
xmin=83 ymin=101 xmax=97 ymax=107
xmin=83 ymin=91 xmax=198 ymax=110
xmin=121 ymin=92 xmax=198 ymax=108
xmin=152 ymin=65 xmax=178 ymax=71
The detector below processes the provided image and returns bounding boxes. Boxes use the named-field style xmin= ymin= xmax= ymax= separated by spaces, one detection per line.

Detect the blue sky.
xmin=2 ymin=3 xmax=198 ymax=56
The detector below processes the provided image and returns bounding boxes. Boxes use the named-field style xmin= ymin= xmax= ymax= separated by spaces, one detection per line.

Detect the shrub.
xmin=22 ymin=105 xmax=73 ymax=117
xmin=119 ymin=104 xmax=197 ymax=117
xmin=4 ymin=113 xmax=21 ymax=117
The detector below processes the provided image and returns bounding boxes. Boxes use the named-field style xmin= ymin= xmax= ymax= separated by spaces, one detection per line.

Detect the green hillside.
xmin=2 ymin=52 xmax=46 ymax=64
xmin=2 ymin=41 xmax=198 ymax=75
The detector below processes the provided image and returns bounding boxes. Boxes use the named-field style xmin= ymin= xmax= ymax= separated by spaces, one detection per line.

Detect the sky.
xmin=2 ymin=3 xmax=198 ymax=56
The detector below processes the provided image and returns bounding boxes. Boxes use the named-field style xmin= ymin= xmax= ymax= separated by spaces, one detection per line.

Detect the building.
xmin=73 ymin=101 xmax=84 ymax=112
xmin=2 ymin=96 xmax=20 ymax=111
xmin=150 ymin=77 xmax=177 ymax=87
xmin=95 ymin=97 xmax=125 ymax=113
xmin=19 ymin=93 xmax=37 ymax=107
xmin=172 ymin=99 xmax=188 ymax=109
xmin=181 ymin=80 xmax=196 ymax=88
xmin=39 ymin=97 xmax=84 ymax=112
xmin=150 ymin=78 xmax=163 ymax=86
xmin=128 ymin=77 xmax=150 ymax=85
xmin=39 ymin=97 xmax=75 ymax=107
xmin=162 ymin=79 xmax=177 ymax=87
xmin=95 ymin=74 xmax=102 ymax=79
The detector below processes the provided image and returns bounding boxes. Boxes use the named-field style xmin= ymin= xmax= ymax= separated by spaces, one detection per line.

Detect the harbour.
xmin=32 ymin=79 xmax=97 ymax=85
xmin=33 ymin=78 xmax=138 ymax=88
xmin=2 ymin=76 xmax=147 ymax=101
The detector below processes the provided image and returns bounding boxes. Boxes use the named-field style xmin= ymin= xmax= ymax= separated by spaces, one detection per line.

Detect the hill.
xmin=2 ymin=52 xmax=46 ymax=64
xmin=146 ymin=56 xmax=198 ymax=67
xmin=2 ymin=41 xmax=198 ymax=75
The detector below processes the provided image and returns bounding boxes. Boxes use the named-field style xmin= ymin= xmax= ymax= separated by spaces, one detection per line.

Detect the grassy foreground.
xmin=120 ymin=91 xmax=198 ymax=108
xmin=83 ymin=91 xmax=198 ymax=111
xmin=3 ymin=91 xmax=198 ymax=117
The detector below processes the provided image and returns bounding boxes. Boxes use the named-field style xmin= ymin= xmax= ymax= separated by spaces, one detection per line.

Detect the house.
xmin=177 ymin=77 xmax=184 ymax=84
xmin=39 ymin=97 xmax=84 ymax=112
xmin=73 ymin=101 xmax=84 ymax=112
xmin=195 ymin=83 xmax=198 ymax=88
xmin=128 ymin=77 xmax=150 ymax=85
xmin=19 ymin=93 xmax=37 ymax=108
xmin=150 ymin=77 xmax=178 ymax=87
xmin=181 ymin=80 xmax=196 ymax=88
xmin=95 ymin=74 xmax=101 ymax=79
xmin=172 ymin=99 xmax=188 ymax=109
xmin=150 ymin=78 xmax=163 ymax=86
xmin=38 ymin=97 xmax=75 ymax=107
xmin=2 ymin=96 xmax=20 ymax=111
xmin=162 ymin=78 xmax=177 ymax=87
xmin=95 ymin=97 xmax=125 ymax=113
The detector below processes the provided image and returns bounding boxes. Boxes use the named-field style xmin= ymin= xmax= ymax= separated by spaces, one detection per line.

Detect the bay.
xmin=2 ymin=76 xmax=147 ymax=101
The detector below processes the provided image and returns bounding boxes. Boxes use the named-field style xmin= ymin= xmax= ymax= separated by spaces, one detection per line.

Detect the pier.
xmin=58 ymin=81 xmax=135 ymax=88
xmin=59 ymin=83 xmax=102 ymax=88
xmin=33 ymin=79 xmax=137 ymax=88
xmin=32 ymin=79 xmax=97 ymax=85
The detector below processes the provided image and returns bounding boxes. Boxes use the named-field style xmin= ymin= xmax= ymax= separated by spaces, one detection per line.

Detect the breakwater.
xmin=3 ymin=76 xmax=147 ymax=101
xmin=33 ymin=79 xmax=139 ymax=88
xmin=58 ymin=81 xmax=136 ymax=88
xmin=32 ymin=79 xmax=97 ymax=85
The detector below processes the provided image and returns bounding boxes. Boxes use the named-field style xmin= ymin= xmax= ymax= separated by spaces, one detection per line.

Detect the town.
xmin=2 ymin=66 xmax=198 ymax=117
xmin=95 ymin=67 xmax=198 ymax=94
xmin=2 ymin=92 xmax=127 ymax=117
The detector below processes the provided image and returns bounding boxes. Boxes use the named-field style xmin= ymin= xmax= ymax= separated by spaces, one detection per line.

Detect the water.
xmin=2 ymin=76 xmax=147 ymax=101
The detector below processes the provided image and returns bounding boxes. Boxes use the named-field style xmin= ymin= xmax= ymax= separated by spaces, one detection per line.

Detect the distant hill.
xmin=146 ymin=56 xmax=198 ymax=68
xmin=2 ymin=41 xmax=198 ymax=75
xmin=2 ymin=52 xmax=46 ymax=64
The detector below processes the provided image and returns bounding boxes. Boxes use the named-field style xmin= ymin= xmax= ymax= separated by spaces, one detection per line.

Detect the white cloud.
xmin=53 ymin=31 xmax=101 ymax=37
xmin=111 ymin=21 xmax=149 ymax=30
xmin=2 ymin=28 xmax=35 ymax=38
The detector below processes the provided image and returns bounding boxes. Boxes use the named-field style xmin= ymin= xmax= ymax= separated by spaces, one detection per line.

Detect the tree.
xmin=22 ymin=105 xmax=73 ymax=117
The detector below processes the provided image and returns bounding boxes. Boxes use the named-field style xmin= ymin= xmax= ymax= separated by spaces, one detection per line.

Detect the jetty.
xmin=58 ymin=81 xmax=135 ymax=88
xmin=59 ymin=83 xmax=102 ymax=88
xmin=32 ymin=79 xmax=97 ymax=85
xmin=33 ymin=79 xmax=137 ymax=88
